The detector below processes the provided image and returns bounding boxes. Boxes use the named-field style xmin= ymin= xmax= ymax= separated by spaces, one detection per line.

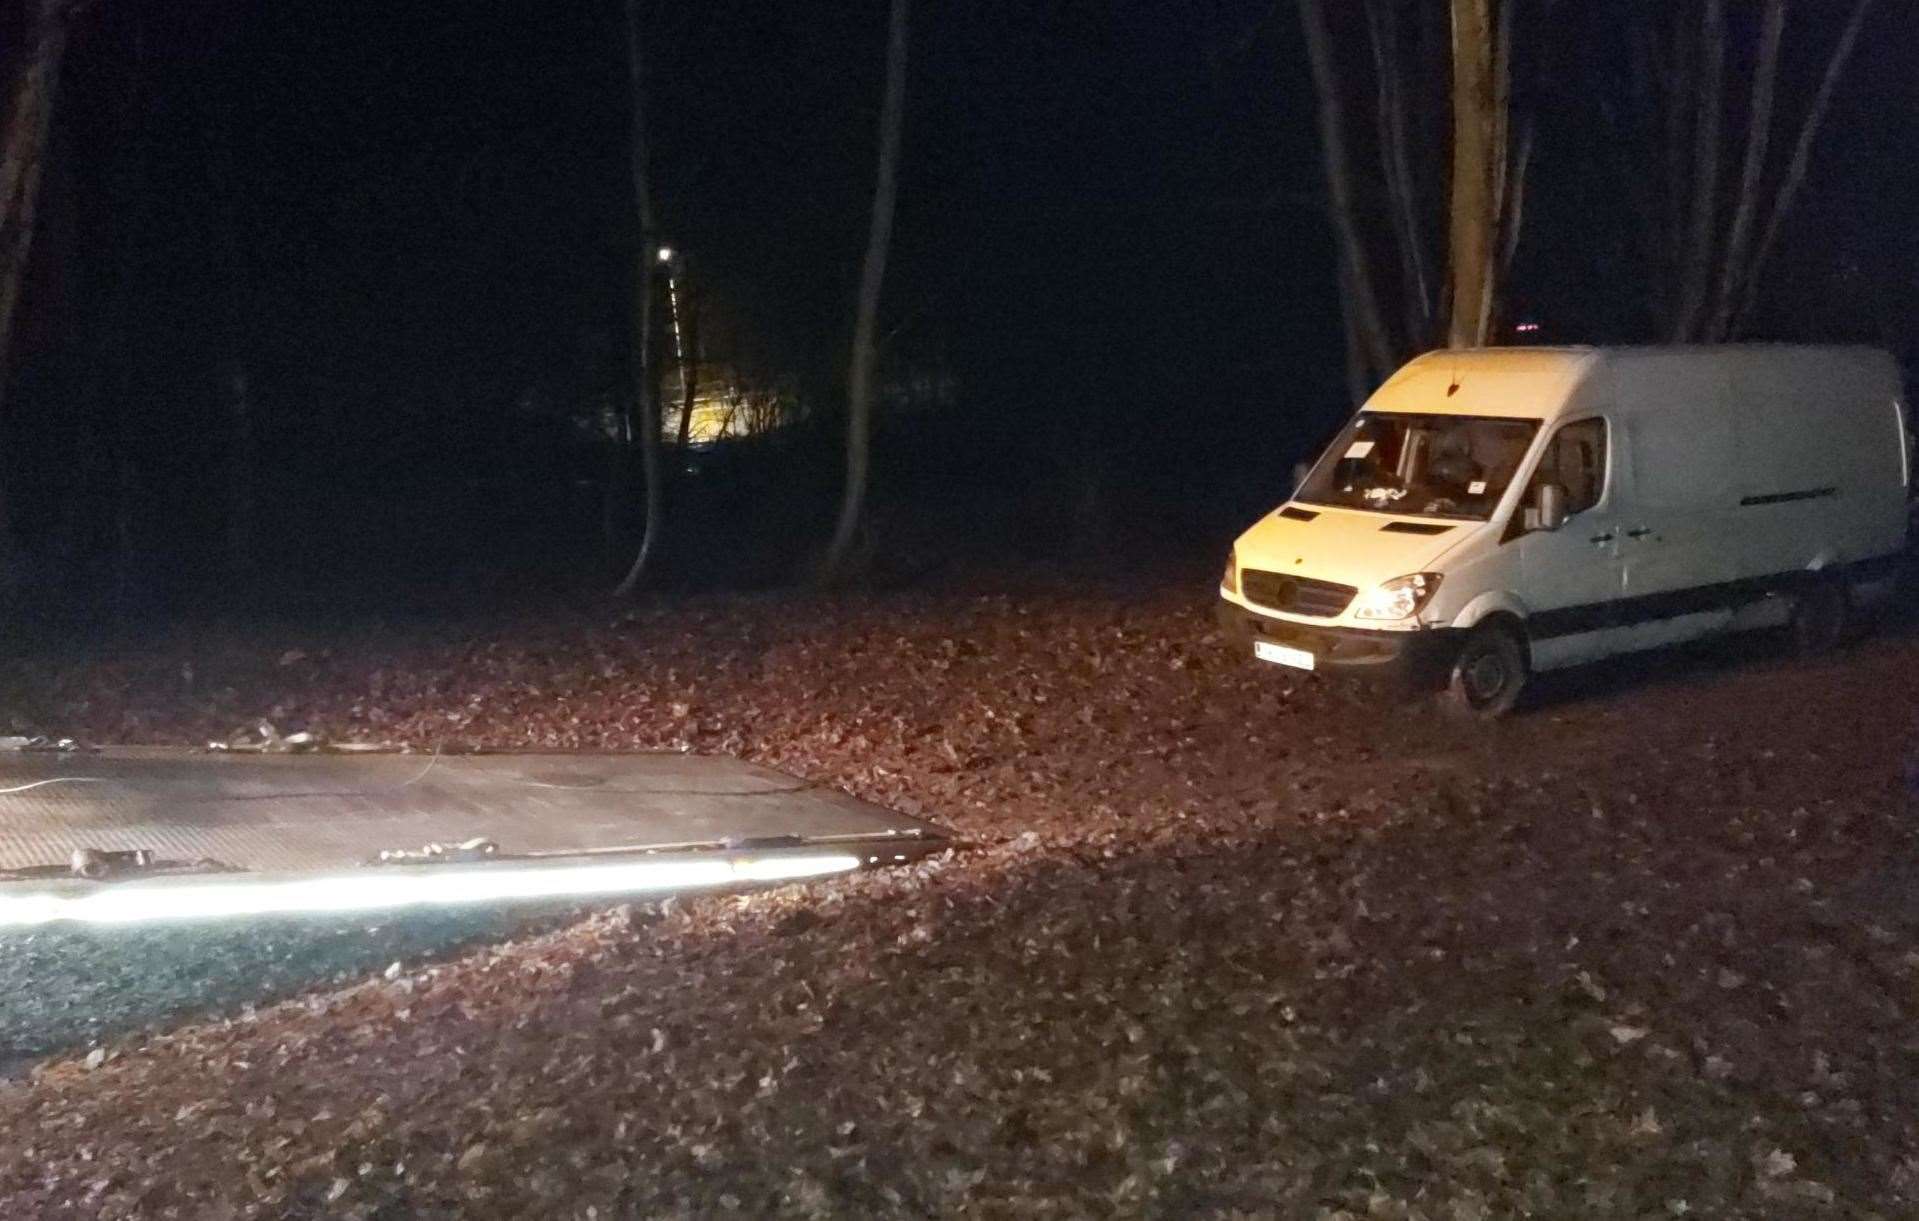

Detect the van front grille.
xmin=1241 ymin=570 xmax=1356 ymax=618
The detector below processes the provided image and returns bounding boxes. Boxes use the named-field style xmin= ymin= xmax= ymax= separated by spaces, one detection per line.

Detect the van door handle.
xmin=1587 ymin=531 xmax=1616 ymax=544
xmin=1625 ymin=527 xmax=1655 ymax=539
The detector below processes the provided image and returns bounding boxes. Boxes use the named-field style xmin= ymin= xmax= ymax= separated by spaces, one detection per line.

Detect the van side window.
xmin=1533 ymin=418 xmax=1607 ymax=514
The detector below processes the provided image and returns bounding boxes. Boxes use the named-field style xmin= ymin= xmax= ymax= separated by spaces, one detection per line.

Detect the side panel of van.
xmin=1727 ymin=349 xmax=1905 ymax=578
xmin=1609 ymin=355 xmax=1740 ymax=651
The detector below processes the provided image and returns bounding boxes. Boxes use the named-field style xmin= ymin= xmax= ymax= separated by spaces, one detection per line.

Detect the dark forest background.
xmin=2 ymin=0 xmax=1914 ymax=611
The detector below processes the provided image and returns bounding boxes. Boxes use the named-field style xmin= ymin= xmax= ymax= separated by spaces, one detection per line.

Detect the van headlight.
xmin=1222 ymin=548 xmax=1239 ymax=595
xmin=1352 ymin=572 xmax=1441 ymax=622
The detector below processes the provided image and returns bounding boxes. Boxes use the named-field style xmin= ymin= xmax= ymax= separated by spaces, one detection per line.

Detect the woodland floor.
xmin=1 ymin=570 xmax=1917 ymax=1217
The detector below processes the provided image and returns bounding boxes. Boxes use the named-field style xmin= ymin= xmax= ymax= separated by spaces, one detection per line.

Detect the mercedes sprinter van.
xmin=1217 ymin=346 xmax=1910 ymax=716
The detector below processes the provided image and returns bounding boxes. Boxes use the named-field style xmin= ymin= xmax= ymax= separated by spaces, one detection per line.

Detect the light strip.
xmin=0 ymin=853 xmax=861 ymax=928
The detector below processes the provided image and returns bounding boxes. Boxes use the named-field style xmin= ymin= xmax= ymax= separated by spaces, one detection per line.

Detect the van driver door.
xmin=1515 ymin=416 xmax=1625 ymax=669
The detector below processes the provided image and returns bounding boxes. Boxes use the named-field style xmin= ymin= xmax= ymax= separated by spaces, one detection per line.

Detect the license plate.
xmin=1253 ymin=640 xmax=1315 ymax=671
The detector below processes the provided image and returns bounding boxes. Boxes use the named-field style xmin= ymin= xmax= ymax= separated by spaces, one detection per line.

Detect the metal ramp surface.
xmin=0 ymin=749 xmax=941 ymax=925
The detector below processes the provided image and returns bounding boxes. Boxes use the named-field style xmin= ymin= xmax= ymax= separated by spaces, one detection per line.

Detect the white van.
xmin=1217 ymin=346 xmax=1910 ymax=716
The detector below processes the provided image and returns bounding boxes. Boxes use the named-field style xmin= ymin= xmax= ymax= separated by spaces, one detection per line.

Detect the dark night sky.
xmin=6 ymin=0 xmax=1917 ymax=583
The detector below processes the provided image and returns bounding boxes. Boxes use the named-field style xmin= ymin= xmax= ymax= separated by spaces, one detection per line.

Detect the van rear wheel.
xmin=1441 ymin=623 xmax=1528 ymax=720
xmin=1790 ymin=577 xmax=1849 ymax=656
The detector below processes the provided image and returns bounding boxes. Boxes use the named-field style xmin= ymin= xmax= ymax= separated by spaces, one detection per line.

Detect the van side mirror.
xmin=1530 ymin=482 xmax=1569 ymax=532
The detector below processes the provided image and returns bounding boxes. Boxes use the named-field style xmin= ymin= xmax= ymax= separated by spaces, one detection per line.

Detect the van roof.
xmin=1369 ymin=348 xmax=1600 ymax=418
xmin=1369 ymin=345 xmax=1897 ymax=419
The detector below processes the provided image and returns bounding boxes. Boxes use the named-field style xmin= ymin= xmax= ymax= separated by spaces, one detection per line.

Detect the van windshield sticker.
xmin=1468 ymin=480 xmax=1487 ymax=495
xmin=1344 ymin=440 xmax=1375 ymax=459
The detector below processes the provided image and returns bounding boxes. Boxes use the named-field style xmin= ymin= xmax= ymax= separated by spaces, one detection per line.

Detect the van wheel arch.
xmin=1439 ymin=616 xmax=1531 ymax=720
xmin=1463 ymin=610 xmax=1532 ymax=669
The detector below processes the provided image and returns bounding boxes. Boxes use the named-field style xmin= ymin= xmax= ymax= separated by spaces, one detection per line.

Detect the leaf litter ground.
xmin=1 ymin=574 xmax=1917 ymax=1217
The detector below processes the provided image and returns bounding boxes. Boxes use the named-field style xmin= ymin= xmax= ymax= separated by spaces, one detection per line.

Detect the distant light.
xmin=0 ymin=853 xmax=860 ymax=927
xmin=1515 ymin=322 xmax=1541 ymax=333
xmin=656 ymin=246 xmax=675 ymax=263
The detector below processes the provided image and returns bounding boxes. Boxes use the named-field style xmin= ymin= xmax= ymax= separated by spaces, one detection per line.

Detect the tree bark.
xmin=1703 ymin=0 xmax=1786 ymax=343
xmin=821 ymin=0 xmax=909 ymax=583
xmin=1297 ymin=0 xmax=1395 ymax=388
xmin=612 ymin=0 xmax=663 ymax=596
xmin=1496 ymin=117 xmax=1534 ymax=284
xmin=672 ymin=284 xmax=698 ymax=455
xmin=1446 ymin=0 xmax=1498 ymax=348
xmin=1364 ymin=0 xmax=1432 ymax=348
xmin=0 ymin=0 xmax=74 ymax=557
xmin=1669 ymin=0 xmax=1724 ymax=341
xmin=1731 ymin=0 xmax=1873 ymax=337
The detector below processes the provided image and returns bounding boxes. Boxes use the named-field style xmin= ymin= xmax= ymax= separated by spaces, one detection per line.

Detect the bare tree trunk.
xmin=1297 ymin=0 xmax=1395 ymax=388
xmin=1446 ymin=0 xmax=1498 ymax=348
xmin=1698 ymin=0 xmax=1786 ymax=342
xmin=1669 ymin=0 xmax=1725 ymax=341
xmin=612 ymin=0 xmax=662 ymax=597
xmin=673 ymin=286 xmax=698 ymax=456
xmin=821 ymin=0 xmax=909 ymax=583
xmin=1364 ymin=0 xmax=1432 ymax=348
xmin=1731 ymin=0 xmax=1873 ymax=337
xmin=1496 ymin=118 xmax=1534 ymax=284
xmin=1480 ymin=0 xmax=1523 ymax=338
xmin=0 ymin=0 xmax=74 ymax=561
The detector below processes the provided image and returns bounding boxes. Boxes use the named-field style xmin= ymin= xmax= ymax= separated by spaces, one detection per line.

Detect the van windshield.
xmin=1296 ymin=412 xmax=1541 ymax=520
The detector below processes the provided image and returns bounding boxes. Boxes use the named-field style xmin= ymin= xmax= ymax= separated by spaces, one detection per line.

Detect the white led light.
xmin=0 ymin=853 xmax=861 ymax=928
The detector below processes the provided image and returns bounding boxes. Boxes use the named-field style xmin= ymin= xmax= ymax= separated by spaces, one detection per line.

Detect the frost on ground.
xmin=0 ymin=577 xmax=1916 ymax=1217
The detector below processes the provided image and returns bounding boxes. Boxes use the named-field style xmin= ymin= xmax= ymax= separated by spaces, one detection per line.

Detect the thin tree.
xmin=1668 ymin=0 xmax=1726 ymax=342
xmin=1297 ymin=0 xmax=1394 ymax=392
xmin=1725 ymin=0 xmax=1872 ymax=337
xmin=1706 ymin=0 xmax=1785 ymax=341
xmin=1446 ymin=0 xmax=1498 ymax=348
xmin=1363 ymin=0 xmax=1433 ymax=350
xmin=1640 ymin=0 xmax=1875 ymax=341
xmin=1298 ymin=0 xmax=1531 ymax=393
xmin=821 ymin=0 xmax=909 ymax=583
xmin=0 ymin=0 xmax=81 ymax=559
xmin=612 ymin=0 xmax=663 ymax=596
xmin=667 ymin=261 xmax=698 ymax=455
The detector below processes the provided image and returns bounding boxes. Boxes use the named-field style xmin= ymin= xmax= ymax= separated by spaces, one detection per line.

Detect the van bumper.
xmin=1215 ymin=598 xmax=1461 ymax=687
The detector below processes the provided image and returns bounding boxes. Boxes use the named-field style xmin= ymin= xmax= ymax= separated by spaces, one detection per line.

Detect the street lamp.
xmin=653 ymin=245 xmax=692 ymax=449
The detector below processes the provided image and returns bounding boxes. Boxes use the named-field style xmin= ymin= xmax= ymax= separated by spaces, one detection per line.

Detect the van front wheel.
xmin=1441 ymin=624 xmax=1528 ymax=720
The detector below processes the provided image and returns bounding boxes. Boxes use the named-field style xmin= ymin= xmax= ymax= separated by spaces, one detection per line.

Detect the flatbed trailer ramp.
xmin=0 ymin=748 xmax=943 ymax=925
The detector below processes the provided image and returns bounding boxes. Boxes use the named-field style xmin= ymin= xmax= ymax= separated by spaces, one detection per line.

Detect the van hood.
xmin=1232 ymin=504 xmax=1473 ymax=592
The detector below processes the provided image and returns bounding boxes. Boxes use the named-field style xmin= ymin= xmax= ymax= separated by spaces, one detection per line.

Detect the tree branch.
xmin=1704 ymin=0 xmax=1786 ymax=343
xmin=1298 ymin=0 xmax=1395 ymax=382
xmin=822 ymin=0 xmax=910 ymax=582
xmin=1731 ymin=0 xmax=1874 ymax=337
xmin=613 ymin=0 xmax=664 ymax=596
xmin=1365 ymin=0 xmax=1432 ymax=347
xmin=1670 ymin=0 xmax=1724 ymax=342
